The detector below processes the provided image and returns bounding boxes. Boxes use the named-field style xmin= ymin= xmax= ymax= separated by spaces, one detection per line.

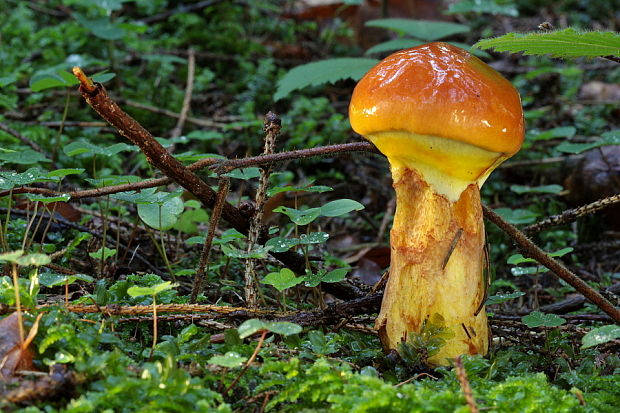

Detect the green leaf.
xmin=510 ymin=184 xmax=563 ymax=194
xmin=88 ymin=246 xmax=117 ymax=261
xmin=264 ymin=237 xmax=299 ymax=253
xmin=127 ymin=281 xmax=176 ymax=297
xmin=208 ymin=352 xmax=247 ymax=368
xmin=39 ymin=273 xmax=94 ymax=288
xmin=267 ymin=184 xmax=333 ymax=197
xmin=320 ymin=199 xmax=365 ymax=217
xmin=365 ymin=39 xmax=424 ymax=55
xmin=138 ymin=195 xmax=184 ymax=230
xmin=508 ymin=247 xmax=573 ymax=265
xmin=0 ymin=168 xmax=49 ymax=190
xmin=223 ymin=168 xmax=261 ymax=180
xmin=238 ymin=319 xmax=267 ymax=339
xmin=25 ymin=194 xmax=71 ymax=204
xmin=366 ymin=19 xmax=470 ymax=41
xmin=304 ymin=270 xmax=323 ymax=288
xmin=238 ymin=319 xmax=302 ymax=338
xmin=221 ymin=244 xmax=271 ymax=259
xmin=213 ymin=229 xmax=246 ymax=245
xmin=265 ymin=322 xmax=302 ymax=337
xmin=527 ymin=126 xmax=576 ymax=141
xmin=522 ymin=311 xmax=566 ymax=328
xmin=493 ymin=208 xmax=539 ymax=225
xmin=0 ymin=250 xmax=24 ymax=262
xmin=0 ymin=149 xmax=48 ymax=165
xmin=0 ymin=75 xmax=18 ymax=87
xmin=73 ymin=13 xmax=126 ymax=40
xmin=15 ymin=253 xmax=50 ymax=267
xmin=321 ymin=268 xmax=348 ymax=283
xmin=581 ymin=325 xmax=620 ymax=349
xmin=555 ymin=130 xmax=620 ymax=154
xmin=91 ymin=72 xmax=116 ymax=83
xmin=511 ymin=266 xmax=545 ymax=276
xmin=261 ymin=268 xmax=304 ymax=292
xmin=46 ymin=168 xmax=85 ymax=178
xmin=64 ymin=141 xmax=132 ymax=157
xmin=445 ymin=0 xmax=519 ymax=17
xmin=29 ymin=70 xmax=79 ymax=91
xmin=274 ymin=58 xmax=378 ymax=101
xmin=265 ymin=232 xmax=329 ymax=253
xmin=485 ymin=291 xmax=525 ymax=306
xmin=475 ymin=28 xmax=620 ymax=58
xmin=273 ymin=206 xmax=321 ymax=226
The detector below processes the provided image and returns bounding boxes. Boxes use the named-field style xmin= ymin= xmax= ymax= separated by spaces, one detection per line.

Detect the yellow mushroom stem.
xmin=369 ymin=132 xmax=506 ymax=366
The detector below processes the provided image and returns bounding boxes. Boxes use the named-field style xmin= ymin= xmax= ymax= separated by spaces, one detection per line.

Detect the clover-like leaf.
xmin=261 ymin=268 xmax=304 ymax=292
xmin=208 ymin=352 xmax=247 ymax=368
xmin=581 ymin=325 xmax=620 ymax=349
xmin=522 ymin=311 xmax=566 ymax=328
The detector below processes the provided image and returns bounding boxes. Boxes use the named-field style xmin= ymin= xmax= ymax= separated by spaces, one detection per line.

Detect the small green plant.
xmin=127 ymin=281 xmax=178 ymax=358
xmin=398 ymin=314 xmax=455 ymax=367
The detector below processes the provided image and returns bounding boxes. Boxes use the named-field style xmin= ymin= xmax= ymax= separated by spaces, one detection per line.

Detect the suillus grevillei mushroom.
xmin=349 ymin=42 xmax=524 ymax=366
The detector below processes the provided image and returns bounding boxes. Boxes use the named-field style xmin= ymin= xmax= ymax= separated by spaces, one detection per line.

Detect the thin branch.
xmin=169 ymin=49 xmax=195 ymax=138
xmin=539 ymin=282 xmax=620 ymax=314
xmin=72 ymin=67 xmax=309 ymax=274
xmin=524 ymin=193 xmax=620 ymax=235
xmin=19 ymin=292 xmax=384 ymax=326
xmin=602 ymin=55 xmax=620 ymax=64
xmin=225 ymin=330 xmax=267 ymax=394
xmin=0 ymin=143 xmax=379 ymax=200
xmin=190 ymin=176 xmax=230 ymax=303
xmin=120 ymin=99 xmax=229 ymax=129
xmin=0 ymin=122 xmax=46 ymax=154
xmin=482 ymin=205 xmax=620 ymax=323
xmin=211 ymin=142 xmax=379 ymax=173
xmin=244 ymin=112 xmax=280 ymax=307
xmin=454 ymin=356 xmax=479 ymax=413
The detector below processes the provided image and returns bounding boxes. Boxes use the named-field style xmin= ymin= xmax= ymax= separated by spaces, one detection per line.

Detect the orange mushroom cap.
xmin=349 ymin=42 xmax=524 ymax=157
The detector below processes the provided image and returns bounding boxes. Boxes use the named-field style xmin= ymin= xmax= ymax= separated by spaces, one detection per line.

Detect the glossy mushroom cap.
xmin=349 ymin=42 xmax=524 ymax=200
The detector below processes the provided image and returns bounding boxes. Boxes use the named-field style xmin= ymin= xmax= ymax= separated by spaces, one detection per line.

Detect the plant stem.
xmin=149 ymin=295 xmax=158 ymax=360
xmin=483 ymin=205 xmax=620 ymax=323
xmin=225 ymin=330 xmax=267 ymax=393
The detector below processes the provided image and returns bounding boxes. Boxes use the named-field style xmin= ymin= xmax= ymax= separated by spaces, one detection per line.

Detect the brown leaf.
xmin=0 ymin=313 xmax=41 ymax=379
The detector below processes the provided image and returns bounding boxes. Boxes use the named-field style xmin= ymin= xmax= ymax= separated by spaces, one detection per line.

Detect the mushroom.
xmin=349 ymin=42 xmax=524 ymax=365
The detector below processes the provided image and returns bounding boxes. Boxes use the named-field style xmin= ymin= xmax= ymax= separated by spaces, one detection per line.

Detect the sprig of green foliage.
xmin=475 ymin=28 xmax=620 ymax=58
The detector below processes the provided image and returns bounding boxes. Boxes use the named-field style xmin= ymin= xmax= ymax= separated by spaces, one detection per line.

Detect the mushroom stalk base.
xmin=375 ymin=166 xmax=489 ymax=366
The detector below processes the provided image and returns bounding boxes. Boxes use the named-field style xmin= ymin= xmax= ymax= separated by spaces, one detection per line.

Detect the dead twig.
xmin=190 ymin=176 xmax=230 ymax=303
xmin=524 ymin=193 xmax=620 ymax=235
xmin=538 ymin=282 xmax=620 ymax=315
xmin=482 ymin=205 xmax=620 ymax=323
xmin=0 ymin=143 xmax=379 ymax=201
xmin=169 ymin=49 xmax=195 ymax=139
xmin=120 ymin=99 xmax=229 ymax=129
xmin=71 ymin=67 xmax=309 ymax=276
xmin=225 ymin=330 xmax=268 ymax=394
xmin=454 ymin=356 xmax=479 ymax=413
xmin=211 ymin=141 xmax=379 ymax=173
xmin=0 ymin=122 xmax=46 ymax=155
xmin=244 ymin=112 xmax=280 ymax=308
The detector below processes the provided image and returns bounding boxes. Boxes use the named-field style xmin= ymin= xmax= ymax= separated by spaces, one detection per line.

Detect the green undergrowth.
xmin=4 ymin=307 xmax=618 ymax=412
xmin=1 ymin=0 xmax=619 ymax=411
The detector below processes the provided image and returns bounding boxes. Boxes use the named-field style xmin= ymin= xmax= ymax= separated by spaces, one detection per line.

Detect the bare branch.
xmin=483 ymin=205 xmax=620 ymax=323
